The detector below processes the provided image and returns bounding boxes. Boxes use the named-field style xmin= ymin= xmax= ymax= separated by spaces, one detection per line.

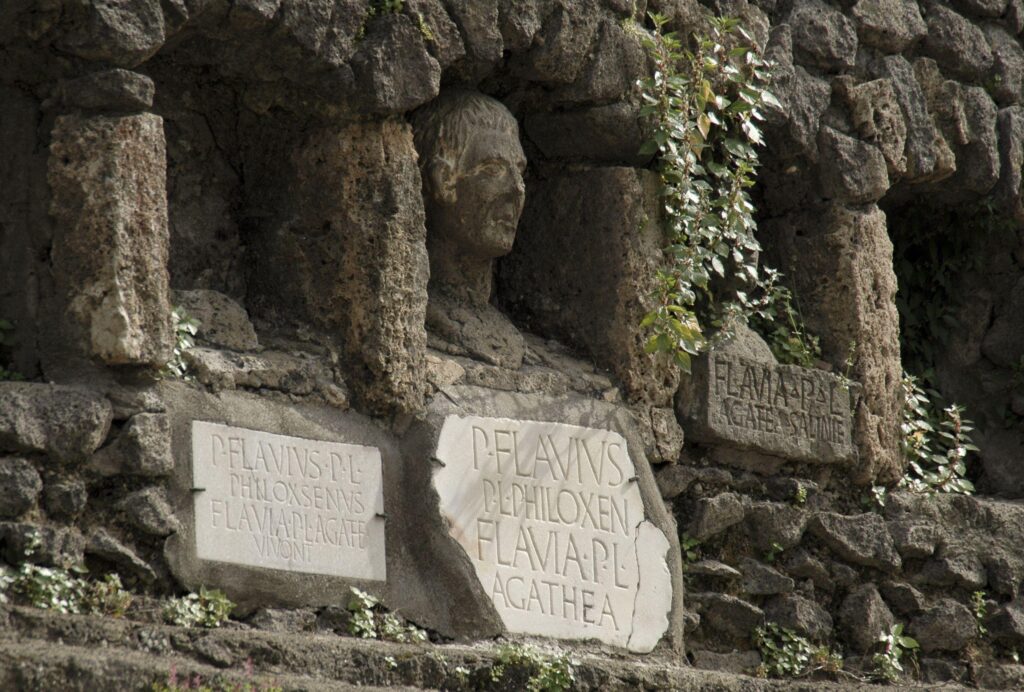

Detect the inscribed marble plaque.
xmin=191 ymin=421 xmax=386 ymax=580
xmin=433 ymin=415 xmax=672 ymax=652
xmin=688 ymin=353 xmax=856 ymax=464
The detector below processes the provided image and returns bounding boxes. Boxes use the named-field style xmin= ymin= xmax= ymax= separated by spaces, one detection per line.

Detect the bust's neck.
xmin=428 ymin=236 xmax=493 ymax=304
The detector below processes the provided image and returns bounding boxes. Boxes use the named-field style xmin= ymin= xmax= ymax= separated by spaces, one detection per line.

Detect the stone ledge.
xmin=0 ymin=605 xmax=901 ymax=691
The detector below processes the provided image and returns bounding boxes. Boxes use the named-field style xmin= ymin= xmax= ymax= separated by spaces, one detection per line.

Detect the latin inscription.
xmin=697 ymin=353 xmax=856 ymax=464
xmin=713 ymin=356 xmax=848 ymax=445
xmin=191 ymin=421 xmax=386 ymax=580
xmin=433 ymin=416 xmax=671 ymax=651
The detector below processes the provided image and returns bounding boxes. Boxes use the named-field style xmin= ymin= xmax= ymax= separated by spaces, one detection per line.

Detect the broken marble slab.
xmin=403 ymin=385 xmax=683 ymax=653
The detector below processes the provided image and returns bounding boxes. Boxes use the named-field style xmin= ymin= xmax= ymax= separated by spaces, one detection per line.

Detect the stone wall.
xmin=1 ymin=0 xmax=1024 ymax=687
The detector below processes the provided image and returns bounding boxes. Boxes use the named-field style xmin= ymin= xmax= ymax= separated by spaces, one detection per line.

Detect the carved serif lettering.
xmin=698 ymin=354 xmax=856 ymax=464
xmin=433 ymin=415 xmax=672 ymax=652
xmin=191 ymin=421 xmax=386 ymax=580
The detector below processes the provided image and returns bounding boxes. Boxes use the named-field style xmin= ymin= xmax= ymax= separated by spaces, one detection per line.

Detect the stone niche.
xmin=398 ymin=385 xmax=685 ymax=653
xmin=162 ymin=382 xmax=400 ymax=612
xmin=678 ymin=323 xmax=857 ymax=468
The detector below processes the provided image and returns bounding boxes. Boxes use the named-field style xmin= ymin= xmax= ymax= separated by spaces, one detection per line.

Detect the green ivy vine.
xmin=638 ymin=14 xmax=817 ymax=371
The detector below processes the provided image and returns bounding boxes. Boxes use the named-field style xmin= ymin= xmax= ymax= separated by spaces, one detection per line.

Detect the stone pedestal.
xmin=245 ymin=118 xmax=428 ymax=414
xmin=763 ymin=204 xmax=902 ymax=484
xmin=48 ymin=112 xmax=172 ymax=368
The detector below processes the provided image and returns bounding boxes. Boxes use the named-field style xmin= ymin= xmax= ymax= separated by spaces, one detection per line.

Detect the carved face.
xmin=428 ymin=127 xmax=527 ymax=259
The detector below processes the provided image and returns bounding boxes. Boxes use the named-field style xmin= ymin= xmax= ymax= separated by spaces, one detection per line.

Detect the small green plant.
xmin=0 ymin=539 xmax=132 ymax=617
xmin=748 ymin=276 xmax=821 ymax=368
xmin=681 ymin=534 xmax=702 ymax=562
xmin=792 ymin=483 xmax=807 ymax=506
xmin=152 ymin=660 xmax=282 ymax=692
xmin=415 ymin=13 xmax=434 ymax=42
xmin=491 ymin=643 xmax=575 ymax=692
xmin=82 ymin=573 xmax=134 ymax=616
xmin=899 ymin=373 xmax=978 ymax=495
xmin=862 ymin=484 xmax=887 ymax=511
xmin=973 ymin=590 xmax=988 ymax=637
xmin=638 ymin=13 xmax=782 ymax=372
xmin=163 ymin=306 xmax=200 ymax=380
xmin=346 ymin=587 xmax=427 ymax=643
xmin=763 ymin=541 xmax=784 ymax=564
xmin=754 ymin=623 xmax=842 ymax=678
xmin=872 ymin=623 xmax=919 ymax=683
xmin=163 ymin=587 xmax=235 ymax=628
xmin=0 ymin=318 xmax=23 ymax=381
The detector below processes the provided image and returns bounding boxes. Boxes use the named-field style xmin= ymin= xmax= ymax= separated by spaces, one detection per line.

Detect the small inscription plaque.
xmin=687 ymin=351 xmax=856 ymax=464
xmin=191 ymin=421 xmax=386 ymax=580
xmin=433 ymin=415 xmax=672 ymax=652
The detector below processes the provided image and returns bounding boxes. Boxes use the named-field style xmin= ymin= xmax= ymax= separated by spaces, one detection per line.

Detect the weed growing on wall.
xmin=0 ymin=565 xmax=133 ymax=616
xmin=346 ymin=587 xmax=428 ymax=643
xmin=754 ymin=623 xmax=843 ymax=679
xmin=152 ymin=660 xmax=282 ymax=692
xmin=973 ymin=590 xmax=989 ymax=637
xmin=872 ymin=623 xmax=918 ymax=683
xmin=639 ymin=13 xmax=802 ymax=372
xmin=163 ymin=587 xmax=235 ymax=628
xmin=0 ymin=531 xmax=134 ymax=615
xmin=746 ymin=273 xmax=821 ymax=367
xmin=163 ymin=306 xmax=200 ymax=380
xmin=900 ymin=373 xmax=978 ymax=495
xmin=490 ymin=643 xmax=575 ymax=692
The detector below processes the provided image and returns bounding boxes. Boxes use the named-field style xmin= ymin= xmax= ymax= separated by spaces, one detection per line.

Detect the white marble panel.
xmin=433 ymin=415 xmax=671 ymax=651
xmin=191 ymin=421 xmax=386 ymax=580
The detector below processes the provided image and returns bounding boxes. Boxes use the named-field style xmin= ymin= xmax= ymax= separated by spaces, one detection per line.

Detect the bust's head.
xmin=413 ymin=91 xmax=526 ymax=261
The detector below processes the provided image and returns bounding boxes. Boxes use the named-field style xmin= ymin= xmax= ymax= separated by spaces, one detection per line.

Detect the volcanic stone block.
xmin=763 ymin=203 xmax=902 ymax=484
xmin=788 ymin=0 xmax=858 ymax=71
xmin=246 ymin=119 xmax=427 ymax=414
xmin=48 ymin=113 xmax=172 ymax=367
xmin=0 ymin=458 xmax=42 ymax=519
xmin=0 ymin=382 xmax=113 ymax=464
xmin=923 ymin=5 xmax=995 ymax=83
xmin=678 ymin=324 xmax=856 ymax=466
xmin=809 ymin=512 xmax=901 ymax=572
xmin=53 ymin=0 xmax=166 ymax=67
xmin=59 ymin=69 xmax=155 ymax=111
xmin=499 ymin=167 xmax=678 ymax=406
xmin=400 ymin=385 xmax=685 ymax=652
xmin=850 ymin=0 xmax=927 ymax=53
xmin=172 ymin=290 xmax=259 ymax=352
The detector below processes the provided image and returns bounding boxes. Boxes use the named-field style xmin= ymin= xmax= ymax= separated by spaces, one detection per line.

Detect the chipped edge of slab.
xmin=432 ymin=412 xmax=673 ymax=653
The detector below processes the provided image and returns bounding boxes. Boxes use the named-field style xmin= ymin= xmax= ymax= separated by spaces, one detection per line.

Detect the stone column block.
xmin=763 ymin=203 xmax=903 ymax=484
xmin=48 ymin=113 xmax=173 ymax=367
xmin=499 ymin=167 xmax=679 ymax=407
xmin=246 ymin=119 xmax=428 ymax=414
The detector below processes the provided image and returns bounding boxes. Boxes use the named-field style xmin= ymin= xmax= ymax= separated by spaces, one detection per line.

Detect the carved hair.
xmin=412 ymin=90 xmax=520 ymax=191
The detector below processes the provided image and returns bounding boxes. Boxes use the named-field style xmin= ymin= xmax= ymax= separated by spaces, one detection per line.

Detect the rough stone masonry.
xmin=1 ymin=0 xmax=1024 ymax=688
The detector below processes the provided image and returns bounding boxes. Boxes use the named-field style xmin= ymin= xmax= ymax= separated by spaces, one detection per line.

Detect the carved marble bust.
xmin=412 ymin=90 xmax=527 ymax=369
